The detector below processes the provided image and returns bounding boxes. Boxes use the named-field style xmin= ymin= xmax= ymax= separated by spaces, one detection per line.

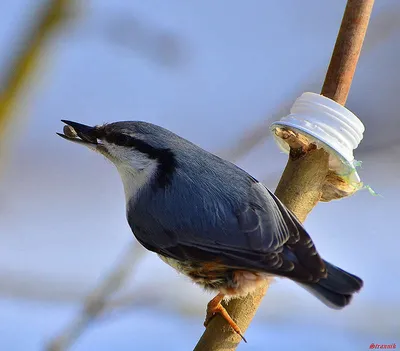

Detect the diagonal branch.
xmin=0 ymin=0 xmax=71 ymax=135
xmin=45 ymin=242 xmax=146 ymax=351
xmin=193 ymin=1 xmax=374 ymax=350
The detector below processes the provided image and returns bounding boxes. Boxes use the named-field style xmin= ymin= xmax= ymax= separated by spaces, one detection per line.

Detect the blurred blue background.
xmin=0 ymin=0 xmax=399 ymax=350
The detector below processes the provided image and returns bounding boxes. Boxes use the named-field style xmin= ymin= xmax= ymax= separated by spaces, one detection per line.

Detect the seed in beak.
xmin=63 ymin=125 xmax=78 ymax=138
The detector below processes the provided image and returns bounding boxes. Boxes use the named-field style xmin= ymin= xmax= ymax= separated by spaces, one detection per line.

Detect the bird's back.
xmin=127 ymin=140 xmax=258 ymax=251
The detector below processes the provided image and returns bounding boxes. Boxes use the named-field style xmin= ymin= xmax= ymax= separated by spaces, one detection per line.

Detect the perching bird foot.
xmin=204 ymin=293 xmax=247 ymax=343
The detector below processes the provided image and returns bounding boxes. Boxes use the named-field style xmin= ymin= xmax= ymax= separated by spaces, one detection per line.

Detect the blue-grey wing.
xmin=129 ymin=177 xmax=325 ymax=280
xmin=235 ymin=182 xmax=299 ymax=252
xmin=129 ymin=179 xmax=299 ymax=263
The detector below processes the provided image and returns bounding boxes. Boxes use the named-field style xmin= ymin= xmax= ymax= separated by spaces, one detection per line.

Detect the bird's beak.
xmin=57 ymin=120 xmax=99 ymax=147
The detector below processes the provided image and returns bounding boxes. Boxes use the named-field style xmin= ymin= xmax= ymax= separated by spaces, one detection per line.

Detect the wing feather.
xmin=129 ymin=178 xmax=309 ymax=274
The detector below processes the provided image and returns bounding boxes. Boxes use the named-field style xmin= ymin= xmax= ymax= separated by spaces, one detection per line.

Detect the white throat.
xmin=101 ymin=140 xmax=159 ymax=203
xmin=116 ymin=161 xmax=158 ymax=204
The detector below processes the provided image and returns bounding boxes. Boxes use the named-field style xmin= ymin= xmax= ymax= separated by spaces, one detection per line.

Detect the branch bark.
xmin=321 ymin=0 xmax=375 ymax=105
xmin=194 ymin=1 xmax=374 ymax=350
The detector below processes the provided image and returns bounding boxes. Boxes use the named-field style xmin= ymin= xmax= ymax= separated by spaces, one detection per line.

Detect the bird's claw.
xmin=204 ymin=296 xmax=247 ymax=343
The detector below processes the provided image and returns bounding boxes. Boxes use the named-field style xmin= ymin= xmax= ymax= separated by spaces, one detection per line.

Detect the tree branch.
xmin=193 ymin=1 xmax=374 ymax=350
xmin=45 ymin=243 xmax=146 ymax=351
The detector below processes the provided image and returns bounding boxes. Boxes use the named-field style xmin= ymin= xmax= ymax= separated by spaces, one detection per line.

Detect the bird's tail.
xmin=299 ymin=260 xmax=363 ymax=309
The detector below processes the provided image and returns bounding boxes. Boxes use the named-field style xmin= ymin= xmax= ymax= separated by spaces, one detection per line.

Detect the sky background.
xmin=0 ymin=0 xmax=399 ymax=350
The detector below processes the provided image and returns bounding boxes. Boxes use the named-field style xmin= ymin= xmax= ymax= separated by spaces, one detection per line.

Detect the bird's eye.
xmin=105 ymin=133 xmax=132 ymax=147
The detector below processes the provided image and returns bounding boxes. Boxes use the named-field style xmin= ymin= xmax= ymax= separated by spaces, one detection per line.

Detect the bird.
xmin=58 ymin=120 xmax=363 ymax=341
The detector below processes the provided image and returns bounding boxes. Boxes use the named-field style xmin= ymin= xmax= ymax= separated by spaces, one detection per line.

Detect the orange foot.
xmin=204 ymin=293 xmax=247 ymax=343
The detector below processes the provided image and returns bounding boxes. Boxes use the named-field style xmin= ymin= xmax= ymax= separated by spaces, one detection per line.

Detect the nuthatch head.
xmin=58 ymin=120 xmax=363 ymax=341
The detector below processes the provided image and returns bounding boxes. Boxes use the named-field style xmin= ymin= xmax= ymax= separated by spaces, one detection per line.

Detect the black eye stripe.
xmin=104 ymin=132 xmax=159 ymax=160
xmin=104 ymin=132 xmax=131 ymax=147
xmin=103 ymin=132 xmax=176 ymax=189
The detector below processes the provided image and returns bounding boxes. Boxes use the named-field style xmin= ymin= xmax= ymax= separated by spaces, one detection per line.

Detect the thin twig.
xmin=45 ymin=242 xmax=146 ymax=351
xmin=0 ymin=0 xmax=71 ymax=138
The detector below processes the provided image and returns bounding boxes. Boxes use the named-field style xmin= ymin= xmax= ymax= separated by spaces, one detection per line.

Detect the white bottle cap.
xmin=270 ymin=92 xmax=365 ymax=183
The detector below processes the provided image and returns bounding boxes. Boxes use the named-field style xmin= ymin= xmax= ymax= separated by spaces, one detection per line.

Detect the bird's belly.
xmin=157 ymin=254 xmax=271 ymax=296
xmin=158 ymin=254 xmax=188 ymax=273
